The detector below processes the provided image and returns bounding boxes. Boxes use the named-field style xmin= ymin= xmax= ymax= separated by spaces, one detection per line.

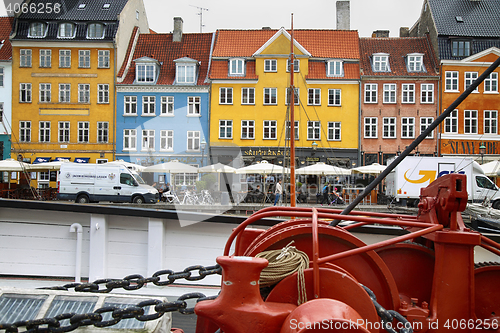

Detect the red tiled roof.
xmin=117 ymin=26 xmax=139 ymax=78
xmin=120 ymin=32 xmax=213 ymax=85
xmin=212 ymin=29 xmax=360 ymax=59
xmin=0 ymin=17 xmax=13 ymax=61
xmin=307 ymin=62 xmax=360 ymax=80
xmin=209 ymin=59 xmax=259 ymax=80
xmin=359 ymin=37 xmax=439 ymax=77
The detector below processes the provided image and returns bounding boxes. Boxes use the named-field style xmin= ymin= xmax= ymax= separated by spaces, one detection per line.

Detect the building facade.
xmin=0 ymin=17 xmax=13 ymax=167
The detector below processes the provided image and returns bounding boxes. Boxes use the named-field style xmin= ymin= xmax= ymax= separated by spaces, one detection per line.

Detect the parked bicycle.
xmin=198 ymin=190 xmax=215 ymax=205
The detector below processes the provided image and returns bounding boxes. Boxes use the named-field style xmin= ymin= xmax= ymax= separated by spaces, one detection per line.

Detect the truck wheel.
xmin=133 ymin=196 xmax=145 ymax=204
xmin=76 ymin=194 xmax=89 ymax=204
xmin=492 ymin=201 xmax=500 ymax=210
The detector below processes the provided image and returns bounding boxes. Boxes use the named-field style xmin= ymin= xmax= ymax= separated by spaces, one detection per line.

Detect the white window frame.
xmin=20 ymin=83 xmax=32 ymax=103
xmin=39 ymin=121 xmax=50 ymax=143
xmin=78 ymin=84 xmax=90 ymax=103
xmin=484 ymin=72 xmax=498 ymax=93
xmin=286 ymin=87 xmax=299 ymax=105
xmin=29 ymin=22 xmax=47 ymax=38
xmin=264 ymin=88 xmax=277 ymax=105
xmin=444 ymin=109 xmax=458 ymax=134
xmin=161 ymin=96 xmax=174 ymax=116
xmin=39 ymin=83 xmax=51 ymax=103
xmin=98 ymin=84 xmax=109 ymax=104
xmin=141 ymin=129 xmax=155 ymax=151
xmin=307 ymin=121 xmax=321 ymax=140
xmin=464 ymin=110 xmax=478 ymax=134
xmin=123 ymin=129 xmax=137 ymax=151
xmin=176 ymin=64 xmax=195 ymax=84
xmin=79 ymin=50 xmax=90 ymax=68
xmin=39 ymin=49 xmax=51 ymax=68
xmin=124 ymin=96 xmax=137 ymax=115
xmin=59 ymin=83 xmax=71 ymax=103
xmin=78 ymin=121 xmax=89 ymax=143
xmin=327 ymin=60 xmax=343 ymax=77
xmin=383 ymin=117 xmax=396 ymax=138
xmin=401 ymin=117 xmax=415 ymax=139
xmin=187 ymin=96 xmax=201 ymax=116
xmin=97 ymin=122 xmax=108 ymax=143
xmin=187 ymin=131 xmax=200 ymax=151
xmin=445 ymin=71 xmax=459 ymax=92
xmin=20 ymin=49 xmax=32 ymax=67
xmin=327 ymin=122 xmax=341 ymax=141
xmin=263 ymin=120 xmax=277 ymax=140
xmin=242 ymin=87 xmax=255 ymax=105
xmin=241 ymin=120 xmax=255 ymax=139
xmin=420 ymin=117 xmax=434 ymax=139
xmin=87 ymin=23 xmax=104 ymax=39
xmin=142 ymin=96 xmax=155 ymax=115
xmin=286 ymin=59 xmax=299 ymax=72
xmin=160 ymin=130 xmax=174 ymax=151
xmin=364 ymin=84 xmax=378 ymax=103
xmin=372 ymin=54 xmax=389 ymax=72
xmin=484 ymin=110 xmax=498 ymax=135
xmin=58 ymin=22 xmax=75 ymax=38
xmin=219 ymin=120 xmax=233 ymax=139
xmin=328 ymin=89 xmax=341 ymax=106
xmin=59 ymin=50 xmax=71 ymax=68
xmin=219 ymin=87 xmax=233 ymax=104
xmin=229 ymin=58 xmax=244 ymax=75
xmin=264 ymin=59 xmax=277 ymax=72
xmin=58 ymin=121 xmax=70 ymax=143
xmin=20 ymin=121 xmax=31 ymax=142
xmin=420 ymin=83 xmax=434 ymax=103
xmin=308 ymin=88 xmax=321 ymax=105
xmin=137 ymin=63 xmax=156 ymax=83
xmin=407 ymin=54 xmax=424 ymax=72
xmin=98 ymin=50 xmax=110 ymax=68
xmin=464 ymin=72 xmax=479 ymax=92
xmin=383 ymin=84 xmax=396 ymax=104
xmin=402 ymin=84 xmax=415 ymax=103
xmin=364 ymin=117 xmax=378 ymax=138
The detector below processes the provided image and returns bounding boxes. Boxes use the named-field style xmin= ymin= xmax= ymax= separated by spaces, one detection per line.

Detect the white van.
xmin=57 ymin=164 xmax=159 ymax=204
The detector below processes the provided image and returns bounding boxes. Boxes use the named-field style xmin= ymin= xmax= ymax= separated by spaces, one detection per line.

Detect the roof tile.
xmin=0 ymin=17 xmax=13 ymax=61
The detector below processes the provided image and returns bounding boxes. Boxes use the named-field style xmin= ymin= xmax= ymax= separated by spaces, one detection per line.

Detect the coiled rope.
xmin=256 ymin=241 xmax=309 ymax=305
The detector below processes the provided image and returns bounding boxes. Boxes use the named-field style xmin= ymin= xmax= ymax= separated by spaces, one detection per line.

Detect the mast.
xmin=290 ymin=14 xmax=296 ymax=207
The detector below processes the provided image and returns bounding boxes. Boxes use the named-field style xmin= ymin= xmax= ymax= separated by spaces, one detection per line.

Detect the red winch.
xmin=194 ymin=174 xmax=500 ymax=332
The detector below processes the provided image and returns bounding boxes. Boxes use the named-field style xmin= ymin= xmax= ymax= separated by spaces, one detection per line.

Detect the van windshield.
xmin=132 ymin=174 xmax=146 ymax=185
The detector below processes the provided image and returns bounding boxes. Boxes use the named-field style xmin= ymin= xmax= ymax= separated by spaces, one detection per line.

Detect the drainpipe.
xmin=69 ymin=223 xmax=83 ymax=282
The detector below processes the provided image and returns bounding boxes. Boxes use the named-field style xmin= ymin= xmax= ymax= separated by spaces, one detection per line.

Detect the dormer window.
xmin=58 ymin=23 xmax=75 ymax=38
xmin=452 ymin=40 xmax=470 ymax=57
xmin=175 ymin=57 xmax=198 ymax=84
xmin=229 ymin=58 xmax=244 ymax=75
xmin=372 ymin=53 xmax=390 ymax=72
xmin=87 ymin=23 xmax=104 ymax=39
xmin=134 ymin=56 xmax=160 ymax=83
xmin=327 ymin=60 xmax=343 ymax=77
xmin=29 ymin=22 xmax=47 ymax=38
xmin=407 ymin=53 xmax=425 ymax=72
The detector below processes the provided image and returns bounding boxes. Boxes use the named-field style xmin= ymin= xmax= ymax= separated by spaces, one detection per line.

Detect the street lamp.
xmin=201 ymin=139 xmax=207 ymax=167
xmin=311 ymin=141 xmax=318 ymax=151
xmin=479 ymin=143 xmax=486 ymax=164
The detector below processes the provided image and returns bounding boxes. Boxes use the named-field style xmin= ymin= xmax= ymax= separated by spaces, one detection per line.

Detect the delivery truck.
xmin=57 ymin=163 xmax=159 ymax=204
xmin=385 ymin=156 xmax=500 ymax=208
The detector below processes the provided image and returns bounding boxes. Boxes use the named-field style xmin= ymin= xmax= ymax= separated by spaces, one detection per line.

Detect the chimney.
xmin=336 ymin=1 xmax=350 ymax=30
xmin=399 ymin=27 xmax=410 ymax=37
xmin=372 ymin=30 xmax=390 ymax=38
xmin=173 ymin=17 xmax=183 ymax=42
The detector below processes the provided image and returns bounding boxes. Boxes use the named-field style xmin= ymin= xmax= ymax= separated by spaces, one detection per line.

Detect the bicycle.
xmin=162 ymin=190 xmax=181 ymax=204
xmin=181 ymin=190 xmax=199 ymax=205
xmin=198 ymin=190 xmax=215 ymax=205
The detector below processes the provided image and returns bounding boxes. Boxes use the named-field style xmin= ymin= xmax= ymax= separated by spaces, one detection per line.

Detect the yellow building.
xmin=209 ymin=28 xmax=360 ymax=170
xmin=10 ymin=0 xmax=148 ymax=188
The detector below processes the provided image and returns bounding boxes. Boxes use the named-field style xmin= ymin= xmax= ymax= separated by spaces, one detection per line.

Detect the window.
xmin=161 ymin=96 xmax=174 ymax=115
xmin=20 ymin=49 xmax=32 ymax=67
xmin=59 ymin=84 xmax=71 ymax=103
xmin=20 ymin=83 xmax=31 ymax=103
xmin=383 ymin=84 xmax=396 ymax=103
xmin=264 ymin=88 xmax=277 ymax=105
xmin=383 ymin=117 xmax=396 ymax=138
xmin=124 ymin=96 xmax=137 ymax=115
xmin=484 ymin=72 xmax=498 ymax=93
xmin=229 ymin=58 xmax=244 ymax=75
xmin=401 ymin=117 xmax=415 ymax=138
xmin=402 ymin=84 xmax=415 ymax=103
xmin=452 ymin=40 xmax=470 ymax=57
xmin=242 ymin=88 xmax=255 ymax=104
xmin=29 ymin=22 xmax=46 ymax=37
xmin=187 ymin=131 xmax=200 ymax=151
xmin=78 ymin=122 xmax=89 ymax=143
xmin=264 ymin=59 xmax=277 ymax=72
xmin=97 ymin=122 xmax=108 ymax=143
xmin=98 ymin=50 xmax=110 ymax=68
xmin=484 ymin=110 xmax=498 ymax=135
xmin=286 ymin=88 xmax=299 ymax=105
xmin=137 ymin=64 xmax=156 ymax=82
xmin=464 ymin=110 xmax=478 ymax=134
xmin=219 ymin=120 xmax=233 ymax=139
xmin=445 ymin=71 xmax=459 ymax=91
xmin=308 ymin=88 xmax=321 ymax=105
xmin=87 ymin=23 xmax=104 ymax=39
xmin=407 ymin=54 xmax=424 ymax=72
xmin=464 ymin=72 xmax=478 ymax=92
xmin=142 ymin=129 xmax=155 ymax=151
xmin=142 ymin=96 xmax=155 ymax=115
xmin=364 ymin=84 xmax=377 ymax=103
xmin=59 ymin=50 xmax=71 ymax=68
xmin=286 ymin=59 xmax=299 ymax=72
xmin=220 ymin=87 xmax=233 ymax=104
xmin=263 ymin=120 xmax=277 ymax=140
xmin=364 ymin=117 xmax=377 ymax=138
xmin=328 ymin=122 xmax=341 ymax=141
xmin=307 ymin=121 xmax=320 ymax=140
xmin=0 ymin=68 xmax=4 ymax=87
xmin=79 ymin=50 xmax=90 ymax=68
xmin=98 ymin=84 xmax=109 ymax=104
xmin=39 ymin=121 xmax=50 ymax=142
xmin=187 ymin=96 xmax=200 ymax=115
xmin=444 ymin=109 xmax=458 ymax=133
xmin=58 ymin=23 xmax=75 ymax=38
xmin=39 ymin=50 xmax=51 ymax=68
xmin=123 ymin=129 xmax=136 ymax=150
xmin=328 ymin=89 xmax=341 ymax=106
xmin=160 ymin=130 xmax=174 ymax=151
xmin=176 ymin=64 xmax=195 ymax=84
xmin=78 ymin=84 xmax=90 ymax=103
xmin=285 ymin=120 xmax=299 ymax=140
xmin=39 ymin=83 xmax=51 ymax=102
xmin=421 ymin=84 xmax=434 ymax=103
xmin=327 ymin=60 xmax=343 ymax=76
xmin=20 ymin=121 xmax=31 ymax=142
xmin=58 ymin=122 xmax=70 ymax=143
xmin=372 ymin=54 xmax=389 ymax=72
xmin=420 ymin=117 xmax=434 ymax=138
xmin=38 ymin=172 xmax=49 ymax=188
xmin=241 ymin=120 xmax=255 ymax=139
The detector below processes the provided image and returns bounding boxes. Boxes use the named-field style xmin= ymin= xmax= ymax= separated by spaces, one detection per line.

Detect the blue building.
xmin=116 ymin=18 xmax=213 ymax=185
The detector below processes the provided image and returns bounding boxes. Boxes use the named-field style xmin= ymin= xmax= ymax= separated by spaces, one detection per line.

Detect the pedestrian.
xmin=273 ymin=179 xmax=282 ymax=206
xmin=321 ymin=182 xmax=330 ymax=205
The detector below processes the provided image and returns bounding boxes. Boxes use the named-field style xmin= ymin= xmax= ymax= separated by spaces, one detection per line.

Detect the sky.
xmin=142 ymin=0 xmax=424 ymax=37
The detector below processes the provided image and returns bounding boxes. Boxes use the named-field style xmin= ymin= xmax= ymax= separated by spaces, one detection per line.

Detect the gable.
xmin=464 ymin=47 xmax=500 ymax=63
xmin=259 ymin=33 xmax=308 ymax=56
xmin=253 ymin=28 xmax=311 ymax=57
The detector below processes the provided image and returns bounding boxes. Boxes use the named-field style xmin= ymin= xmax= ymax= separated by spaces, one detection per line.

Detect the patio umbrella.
xmin=480 ymin=160 xmax=500 ymax=177
xmin=106 ymin=160 xmax=146 ymax=172
xmin=0 ymin=159 xmax=32 ymax=171
xmin=29 ymin=160 xmax=72 ymax=170
xmin=198 ymin=162 xmax=236 ymax=173
xmin=143 ymin=160 xmax=198 ymax=173
xmin=296 ymin=162 xmax=351 ymax=176
xmin=352 ymin=163 xmax=386 ymax=176
xmin=235 ymin=160 xmax=289 ymax=175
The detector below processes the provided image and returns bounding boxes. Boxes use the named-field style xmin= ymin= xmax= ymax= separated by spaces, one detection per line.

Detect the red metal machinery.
xmin=195 ymin=174 xmax=500 ymax=332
